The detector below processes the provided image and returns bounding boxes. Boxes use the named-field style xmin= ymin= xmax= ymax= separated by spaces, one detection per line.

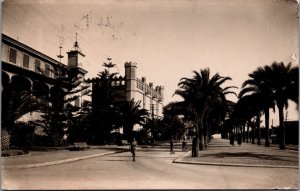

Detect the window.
xmin=75 ymin=98 xmax=80 ymax=107
xmin=9 ymin=48 xmax=17 ymax=64
xmin=35 ymin=59 xmax=41 ymax=72
xmin=23 ymin=54 xmax=30 ymax=68
xmin=45 ymin=64 xmax=50 ymax=76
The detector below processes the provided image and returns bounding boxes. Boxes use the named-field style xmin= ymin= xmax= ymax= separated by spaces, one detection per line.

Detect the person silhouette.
xmin=130 ymin=138 xmax=137 ymax=161
xmin=170 ymin=138 xmax=175 ymax=154
xmin=182 ymin=138 xmax=187 ymax=151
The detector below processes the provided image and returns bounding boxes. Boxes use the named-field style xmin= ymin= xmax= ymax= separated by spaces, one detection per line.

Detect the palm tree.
xmin=239 ymin=65 xmax=275 ymax=147
xmin=2 ymin=86 xmax=40 ymax=150
xmin=268 ymin=62 xmax=298 ymax=149
xmin=144 ymin=117 xmax=163 ymax=143
xmin=204 ymin=98 xmax=235 ymax=147
xmin=118 ymin=99 xmax=149 ymax=141
xmin=232 ymin=95 xmax=259 ymax=143
xmin=167 ymin=68 xmax=236 ymax=157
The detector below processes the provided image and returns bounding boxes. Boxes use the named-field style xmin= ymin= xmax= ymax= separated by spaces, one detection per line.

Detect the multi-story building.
xmin=2 ymin=33 xmax=164 ymax=133
xmin=1 ymin=34 xmax=90 ymax=122
xmin=91 ymin=61 xmax=164 ymax=132
xmin=123 ymin=62 xmax=164 ymax=118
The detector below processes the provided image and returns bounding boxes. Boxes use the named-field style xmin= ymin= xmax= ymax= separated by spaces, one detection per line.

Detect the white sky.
xmin=2 ymin=0 xmax=299 ymax=125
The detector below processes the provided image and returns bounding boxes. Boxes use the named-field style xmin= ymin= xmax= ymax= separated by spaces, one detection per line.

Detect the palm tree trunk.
xmin=246 ymin=123 xmax=249 ymax=143
xmin=203 ymin=123 xmax=209 ymax=149
xmin=199 ymin=121 xmax=204 ymax=151
xmin=278 ymin=106 xmax=285 ymax=149
xmin=256 ymin=113 xmax=261 ymax=145
xmin=194 ymin=118 xmax=200 ymax=157
xmin=242 ymin=124 xmax=245 ymax=142
xmin=251 ymin=122 xmax=255 ymax=144
xmin=264 ymin=108 xmax=270 ymax=147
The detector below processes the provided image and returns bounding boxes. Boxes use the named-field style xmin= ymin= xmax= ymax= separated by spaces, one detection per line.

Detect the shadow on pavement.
xmin=202 ymin=152 xmax=294 ymax=162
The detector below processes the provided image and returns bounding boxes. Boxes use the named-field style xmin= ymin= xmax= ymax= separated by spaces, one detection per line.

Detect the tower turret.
xmin=66 ymin=33 xmax=87 ymax=79
xmin=125 ymin=62 xmax=137 ymax=101
xmin=67 ymin=33 xmax=85 ymax=69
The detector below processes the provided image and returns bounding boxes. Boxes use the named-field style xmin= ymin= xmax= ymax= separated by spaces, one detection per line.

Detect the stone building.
xmin=123 ymin=62 xmax=164 ymax=118
xmin=102 ymin=62 xmax=164 ymax=119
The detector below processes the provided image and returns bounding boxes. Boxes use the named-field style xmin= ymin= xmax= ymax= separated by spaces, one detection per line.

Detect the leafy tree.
xmin=88 ymin=58 xmax=120 ymax=144
xmin=67 ymin=101 xmax=92 ymax=143
xmin=33 ymin=64 xmax=91 ymax=146
xmin=159 ymin=108 xmax=186 ymax=141
xmin=144 ymin=117 xmax=162 ymax=142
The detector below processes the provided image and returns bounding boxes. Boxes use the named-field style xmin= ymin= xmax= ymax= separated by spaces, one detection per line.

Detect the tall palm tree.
xmin=118 ymin=99 xmax=149 ymax=141
xmin=239 ymin=65 xmax=275 ymax=147
xmin=268 ymin=62 xmax=298 ymax=149
xmin=167 ymin=68 xmax=236 ymax=157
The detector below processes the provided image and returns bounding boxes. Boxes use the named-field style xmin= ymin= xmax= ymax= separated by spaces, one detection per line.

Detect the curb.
xmin=2 ymin=150 xmax=126 ymax=170
xmin=173 ymin=151 xmax=298 ymax=169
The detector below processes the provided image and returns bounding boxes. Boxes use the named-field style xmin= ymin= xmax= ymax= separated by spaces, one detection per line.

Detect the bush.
xmin=10 ymin=122 xmax=35 ymax=147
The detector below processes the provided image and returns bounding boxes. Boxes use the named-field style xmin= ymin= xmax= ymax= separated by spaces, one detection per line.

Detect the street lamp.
xmin=150 ymin=103 xmax=156 ymax=144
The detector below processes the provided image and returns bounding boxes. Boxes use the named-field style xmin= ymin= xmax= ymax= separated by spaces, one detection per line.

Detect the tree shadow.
xmin=203 ymin=152 xmax=296 ymax=162
xmin=104 ymin=159 xmax=129 ymax=161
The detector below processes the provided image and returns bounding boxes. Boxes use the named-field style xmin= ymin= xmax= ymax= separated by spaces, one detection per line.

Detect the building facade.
xmin=101 ymin=62 xmax=164 ymax=119
xmin=2 ymin=34 xmax=164 ymax=133
xmin=123 ymin=62 xmax=164 ymax=118
xmin=1 ymin=34 xmax=90 ymax=123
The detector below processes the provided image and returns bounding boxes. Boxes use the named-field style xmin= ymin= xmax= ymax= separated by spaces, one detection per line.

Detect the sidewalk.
xmin=1 ymin=146 xmax=128 ymax=170
xmin=174 ymin=136 xmax=298 ymax=168
xmin=2 ymin=138 xmax=298 ymax=170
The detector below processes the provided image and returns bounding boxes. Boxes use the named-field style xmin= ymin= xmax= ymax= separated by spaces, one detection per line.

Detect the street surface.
xmin=2 ymin=147 xmax=298 ymax=189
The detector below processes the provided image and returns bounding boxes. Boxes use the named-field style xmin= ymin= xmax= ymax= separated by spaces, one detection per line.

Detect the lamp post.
xmin=150 ymin=104 xmax=156 ymax=144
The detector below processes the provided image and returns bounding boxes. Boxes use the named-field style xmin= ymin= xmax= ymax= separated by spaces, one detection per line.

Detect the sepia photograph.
xmin=1 ymin=0 xmax=299 ymax=189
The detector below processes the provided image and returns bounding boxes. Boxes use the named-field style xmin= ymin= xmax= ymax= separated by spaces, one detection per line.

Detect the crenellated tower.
xmin=124 ymin=62 xmax=137 ymax=101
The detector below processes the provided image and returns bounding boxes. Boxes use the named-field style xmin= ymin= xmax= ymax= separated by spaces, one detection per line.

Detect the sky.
xmin=2 ymin=0 xmax=299 ymax=125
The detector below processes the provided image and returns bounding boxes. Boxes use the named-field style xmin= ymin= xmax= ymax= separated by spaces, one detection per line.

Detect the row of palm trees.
xmin=2 ymin=59 xmax=297 ymax=152
xmin=165 ymin=68 xmax=236 ymax=157
xmin=237 ymin=62 xmax=298 ymax=149
xmin=165 ymin=61 xmax=298 ymax=157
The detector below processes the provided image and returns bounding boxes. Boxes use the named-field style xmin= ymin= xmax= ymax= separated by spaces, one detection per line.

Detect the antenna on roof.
xmin=72 ymin=32 xmax=82 ymax=52
xmin=57 ymin=46 xmax=64 ymax=62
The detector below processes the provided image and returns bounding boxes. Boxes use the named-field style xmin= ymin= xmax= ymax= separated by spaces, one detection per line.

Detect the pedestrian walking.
xmin=170 ymin=138 xmax=175 ymax=154
xmin=192 ymin=136 xmax=197 ymax=157
xmin=237 ymin=133 xmax=242 ymax=146
xmin=229 ymin=133 xmax=234 ymax=146
xmin=182 ymin=138 xmax=187 ymax=151
xmin=130 ymin=138 xmax=137 ymax=161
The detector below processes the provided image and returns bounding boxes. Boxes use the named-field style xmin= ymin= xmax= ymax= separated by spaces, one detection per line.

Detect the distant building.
xmin=114 ymin=62 xmax=164 ymax=117
xmin=123 ymin=62 xmax=164 ymax=118
xmin=91 ymin=62 xmax=164 ymax=132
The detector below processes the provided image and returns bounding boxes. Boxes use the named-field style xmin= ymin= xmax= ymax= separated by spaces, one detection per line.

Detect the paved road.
xmin=2 ymin=147 xmax=298 ymax=189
